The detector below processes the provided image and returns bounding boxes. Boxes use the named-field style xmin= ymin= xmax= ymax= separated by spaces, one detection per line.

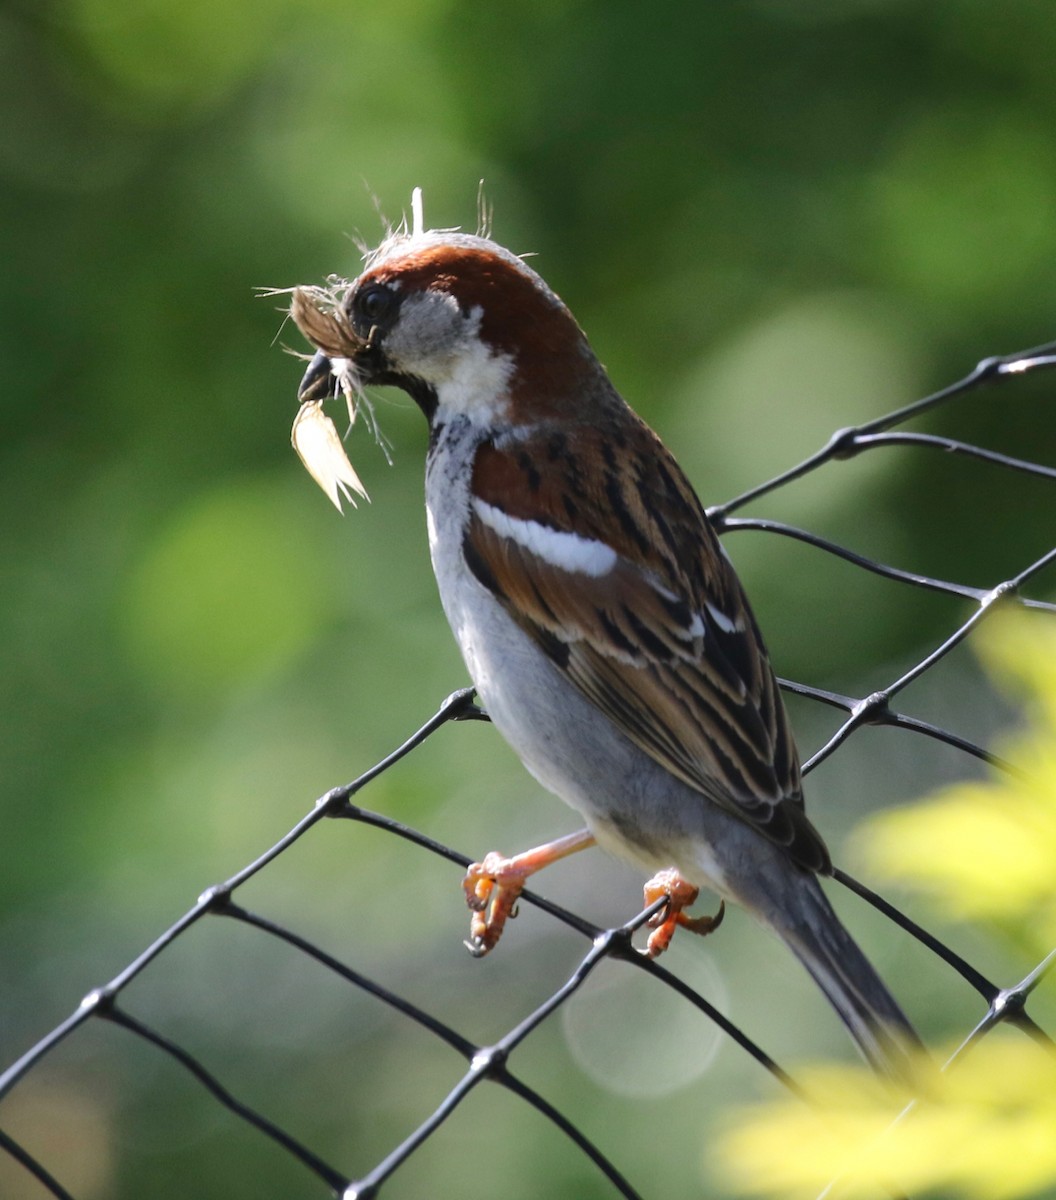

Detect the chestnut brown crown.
xmin=293 ymin=233 xmax=612 ymax=424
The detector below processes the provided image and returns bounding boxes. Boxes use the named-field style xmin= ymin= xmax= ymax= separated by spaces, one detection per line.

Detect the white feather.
xmin=472 ymin=499 xmax=617 ymax=576
xmin=291 ymin=401 xmax=369 ymax=512
xmin=705 ymin=600 xmax=741 ymax=634
xmin=411 ymin=186 xmax=424 ymax=239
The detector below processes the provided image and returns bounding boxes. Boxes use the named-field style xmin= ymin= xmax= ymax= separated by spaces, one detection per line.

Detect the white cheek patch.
xmin=438 ymin=325 xmax=515 ymax=423
xmin=473 ymin=500 xmax=618 ymax=577
xmin=389 ymin=296 xmax=514 ymax=424
xmin=387 ymin=290 xmax=465 ymax=364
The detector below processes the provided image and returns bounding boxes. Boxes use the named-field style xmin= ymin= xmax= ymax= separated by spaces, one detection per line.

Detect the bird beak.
xmin=298 ymin=350 xmax=334 ymax=403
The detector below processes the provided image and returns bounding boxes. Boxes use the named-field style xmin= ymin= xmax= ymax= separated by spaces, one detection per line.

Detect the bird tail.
xmin=764 ymin=873 xmax=925 ymax=1087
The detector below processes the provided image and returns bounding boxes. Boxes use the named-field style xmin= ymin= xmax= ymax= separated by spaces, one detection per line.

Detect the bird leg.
xmin=462 ymin=829 xmax=596 ymax=957
xmin=643 ymin=867 xmax=725 ymax=958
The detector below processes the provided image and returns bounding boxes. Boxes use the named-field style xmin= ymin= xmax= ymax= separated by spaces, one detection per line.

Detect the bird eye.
xmin=352 ymin=283 xmax=397 ymax=334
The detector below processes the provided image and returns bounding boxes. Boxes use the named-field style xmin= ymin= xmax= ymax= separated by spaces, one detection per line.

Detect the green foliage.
xmin=719 ymin=1039 xmax=1056 ymax=1199
xmin=719 ymin=617 xmax=1056 ymax=1199
xmin=860 ymin=613 xmax=1056 ymax=956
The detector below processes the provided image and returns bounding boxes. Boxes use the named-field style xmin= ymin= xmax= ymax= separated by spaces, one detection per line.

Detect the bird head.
xmin=291 ymin=228 xmax=606 ymax=429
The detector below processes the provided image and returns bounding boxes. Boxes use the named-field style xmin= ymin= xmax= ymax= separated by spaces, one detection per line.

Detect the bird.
xmin=288 ymin=203 xmax=923 ymax=1083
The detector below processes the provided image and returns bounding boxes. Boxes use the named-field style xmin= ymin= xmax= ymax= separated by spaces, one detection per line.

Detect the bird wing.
xmin=462 ymin=418 xmax=829 ymax=872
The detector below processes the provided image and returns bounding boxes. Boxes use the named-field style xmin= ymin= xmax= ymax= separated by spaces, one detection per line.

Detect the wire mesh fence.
xmin=2 ymin=342 xmax=1055 ymax=1199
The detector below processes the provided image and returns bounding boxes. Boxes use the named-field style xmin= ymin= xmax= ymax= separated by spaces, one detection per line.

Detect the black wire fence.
xmin=2 ymin=343 xmax=1055 ymax=1199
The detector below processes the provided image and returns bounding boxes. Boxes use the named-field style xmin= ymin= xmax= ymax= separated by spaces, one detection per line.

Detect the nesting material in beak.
xmin=291 ymin=398 xmax=369 ymax=512
xmin=288 ymin=287 xmax=369 ymax=512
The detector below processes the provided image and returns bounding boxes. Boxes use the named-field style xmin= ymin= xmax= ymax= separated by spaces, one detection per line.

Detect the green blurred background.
xmin=2 ymin=1 xmax=1054 ymax=1196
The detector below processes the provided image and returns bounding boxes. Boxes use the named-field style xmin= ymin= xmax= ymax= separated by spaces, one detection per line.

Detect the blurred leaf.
xmin=718 ymin=1038 xmax=1056 ymax=1199
xmin=856 ymin=611 xmax=1056 ymax=952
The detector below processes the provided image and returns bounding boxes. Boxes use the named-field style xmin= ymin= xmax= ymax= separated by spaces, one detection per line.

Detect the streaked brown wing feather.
xmin=465 ymin=419 xmax=830 ymax=873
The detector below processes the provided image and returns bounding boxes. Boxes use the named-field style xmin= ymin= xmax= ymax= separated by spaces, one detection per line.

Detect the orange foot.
xmin=643 ymin=867 xmax=725 ymax=958
xmin=461 ymin=829 xmax=596 ymax=957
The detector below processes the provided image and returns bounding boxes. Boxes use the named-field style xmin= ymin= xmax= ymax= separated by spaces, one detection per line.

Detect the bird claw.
xmin=462 ymin=933 xmax=491 ymax=959
xmin=461 ymin=852 xmax=529 ymax=957
xmin=642 ymin=867 xmax=725 ymax=958
xmin=459 ymin=830 xmax=597 ymax=957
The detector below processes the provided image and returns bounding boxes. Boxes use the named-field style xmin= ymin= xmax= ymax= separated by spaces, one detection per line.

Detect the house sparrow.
xmin=288 ymin=212 xmax=922 ymax=1082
